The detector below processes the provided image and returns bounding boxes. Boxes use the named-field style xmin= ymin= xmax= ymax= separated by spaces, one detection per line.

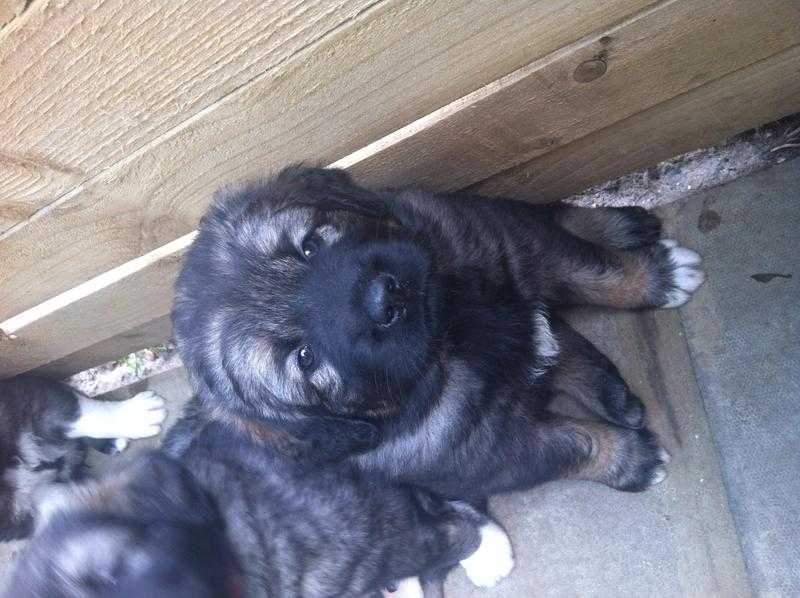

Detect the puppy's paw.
xmin=460 ymin=522 xmax=514 ymax=588
xmin=382 ymin=577 xmax=423 ymax=598
xmin=116 ymin=391 xmax=167 ymax=439
xmin=609 ymin=428 xmax=670 ymax=492
xmin=657 ymin=240 xmax=705 ymax=308
xmin=599 ymin=379 xmax=647 ymax=430
xmin=605 ymin=207 xmax=663 ymax=250
xmin=71 ymin=392 xmax=166 ymax=441
xmin=112 ymin=438 xmax=130 ymax=453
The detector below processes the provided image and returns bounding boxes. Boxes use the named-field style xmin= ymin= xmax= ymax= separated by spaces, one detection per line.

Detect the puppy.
xmin=0 ymin=376 xmax=166 ymax=540
xmin=4 ymin=413 xmax=509 ymax=598
xmin=171 ymin=166 xmax=703 ymax=501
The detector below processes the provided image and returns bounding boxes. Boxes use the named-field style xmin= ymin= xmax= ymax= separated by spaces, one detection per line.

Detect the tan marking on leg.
xmin=570 ymin=251 xmax=653 ymax=309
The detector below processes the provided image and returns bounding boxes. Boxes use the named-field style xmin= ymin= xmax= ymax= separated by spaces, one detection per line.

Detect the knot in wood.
xmin=573 ymin=58 xmax=607 ymax=83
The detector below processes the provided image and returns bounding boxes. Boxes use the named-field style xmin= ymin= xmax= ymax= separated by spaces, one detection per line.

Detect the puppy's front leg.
xmin=549 ymin=319 xmax=646 ymax=429
xmin=66 ymin=391 xmax=166 ymax=442
xmin=540 ymin=211 xmax=704 ymax=309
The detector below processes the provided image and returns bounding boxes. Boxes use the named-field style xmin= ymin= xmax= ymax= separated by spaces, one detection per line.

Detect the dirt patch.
xmin=567 ymin=114 xmax=800 ymax=209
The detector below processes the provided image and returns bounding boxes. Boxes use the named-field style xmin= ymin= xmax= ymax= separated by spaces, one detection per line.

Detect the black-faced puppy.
xmin=172 ymin=166 xmax=702 ymax=503
xmin=0 ymin=376 xmax=166 ymax=540
xmin=5 ymin=421 xmax=500 ymax=598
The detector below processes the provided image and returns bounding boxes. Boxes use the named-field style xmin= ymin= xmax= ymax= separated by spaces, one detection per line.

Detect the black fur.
xmin=172 ymin=166 xmax=689 ymax=502
xmin=1 ymin=377 xmax=88 ymax=540
xmin=3 ymin=452 xmax=238 ymax=598
xmin=4 ymin=421 xmax=484 ymax=598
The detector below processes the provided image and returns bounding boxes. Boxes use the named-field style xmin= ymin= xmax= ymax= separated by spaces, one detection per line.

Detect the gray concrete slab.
xmin=662 ymin=159 xmax=800 ymax=597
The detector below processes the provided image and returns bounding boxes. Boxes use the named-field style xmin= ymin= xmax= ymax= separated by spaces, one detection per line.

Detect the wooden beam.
xmin=0 ymin=0 xmax=26 ymax=29
xmin=35 ymin=316 xmax=173 ymax=380
xmin=0 ymin=0 xmax=379 ymax=232
xmin=0 ymin=241 xmax=186 ymax=379
xmin=472 ymin=46 xmax=800 ymax=201
xmin=340 ymin=0 xmax=800 ymax=190
xmin=0 ymin=0 xmax=656 ymax=321
xmin=7 ymin=43 xmax=800 ymax=379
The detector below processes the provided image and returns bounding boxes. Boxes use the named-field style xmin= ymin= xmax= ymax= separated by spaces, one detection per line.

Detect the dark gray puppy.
xmin=4 ymin=413 xmax=498 ymax=598
xmin=0 ymin=376 xmax=166 ymax=540
xmin=171 ymin=167 xmax=703 ymax=503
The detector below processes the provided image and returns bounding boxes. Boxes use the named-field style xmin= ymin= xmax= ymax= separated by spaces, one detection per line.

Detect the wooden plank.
xmin=0 ymin=240 xmax=185 ymax=379
xmin=33 ymin=316 xmax=172 ymax=379
xmin=340 ymin=0 xmax=800 ymax=190
xmin=0 ymin=0 xmax=379 ymax=233
xmin=0 ymin=0 xmax=657 ymax=321
xmin=7 ymin=44 xmax=800 ymax=379
xmin=472 ymin=46 xmax=800 ymax=201
xmin=0 ymin=0 xmax=26 ymax=29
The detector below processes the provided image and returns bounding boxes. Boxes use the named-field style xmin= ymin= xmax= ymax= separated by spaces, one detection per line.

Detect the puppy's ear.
xmin=275 ymin=164 xmax=389 ymax=218
xmin=289 ymin=415 xmax=380 ymax=462
xmin=276 ymin=165 xmax=354 ymax=189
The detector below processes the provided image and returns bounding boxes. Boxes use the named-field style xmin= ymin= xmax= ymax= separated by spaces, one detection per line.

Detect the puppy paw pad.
xmin=460 ymin=522 xmax=515 ymax=588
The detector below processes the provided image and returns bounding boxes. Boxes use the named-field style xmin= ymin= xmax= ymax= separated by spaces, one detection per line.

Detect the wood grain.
xmin=0 ymin=0 xmax=378 ymax=232
xmin=0 ymin=0 xmax=656 ymax=321
xmin=342 ymin=0 xmax=800 ymax=190
xmin=34 ymin=316 xmax=173 ymax=379
xmin=0 ymin=246 xmax=184 ymax=379
xmin=472 ymin=46 xmax=800 ymax=202
xmin=12 ymin=43 xmax=800 ymax=379
xmin=0 ymin=0 xmax=26 ymax=28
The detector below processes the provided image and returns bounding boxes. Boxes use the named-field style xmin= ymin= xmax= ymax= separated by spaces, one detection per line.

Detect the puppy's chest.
xmin=355 ymin=363 xmax=480 ymax=476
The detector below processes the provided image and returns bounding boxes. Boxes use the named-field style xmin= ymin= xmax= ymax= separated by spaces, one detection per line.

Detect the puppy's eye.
xmin=301 ymin=234 xmax=321 ymax=259
xmin=297 ymin=345 xmax=315 ymax=369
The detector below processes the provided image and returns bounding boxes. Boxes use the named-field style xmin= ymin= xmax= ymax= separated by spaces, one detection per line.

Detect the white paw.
xmin=460 ymin=522 xmax=515 ymax=588
xmin=114 ymin=391 xmax=167 ymax=439
xmin=112 ymin=438 xmax=130 ymax=453
xmin=70 ymin=392 xmax=166 ymax=440
xmin=382 ymin=577 xmax=423 ymax=598
xmin=650 ymin=465 xmax=668 ymax=486
xmin=660 ymin=240 xmax=705 ymax=308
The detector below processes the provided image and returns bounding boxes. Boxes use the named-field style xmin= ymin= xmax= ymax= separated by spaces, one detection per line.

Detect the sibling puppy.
xmin=4 ymin=413 xmax=510 ymax=598
xmin=171 ymin=167 xmax=702 ymax=504
xmin=0 ymin=376 xmax=166 ymax=540
xmin=3 ymin=452 xmax=235 ymax=598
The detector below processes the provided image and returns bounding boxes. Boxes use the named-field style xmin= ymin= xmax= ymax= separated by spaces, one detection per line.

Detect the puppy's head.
xmin=5 ymin=453 xmax=239 ymax=598
xmin=173 ymin=167 xmax=440 ymax=459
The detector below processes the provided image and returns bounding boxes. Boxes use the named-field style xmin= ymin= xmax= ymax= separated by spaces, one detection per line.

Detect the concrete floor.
xmin=2 ymin=159 xmax=798 ymax=596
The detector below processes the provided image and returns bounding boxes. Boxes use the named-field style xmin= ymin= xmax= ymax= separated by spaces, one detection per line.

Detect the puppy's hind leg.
xmin=549 ymin=319 xmax=645 ymax=429
xmin=535 ymin=416 xmax=670 ymax=492
xmin=554 ymin=205 xmax=662 ymax=250
xmin=66 ymin=391 xmax=166 ymax=442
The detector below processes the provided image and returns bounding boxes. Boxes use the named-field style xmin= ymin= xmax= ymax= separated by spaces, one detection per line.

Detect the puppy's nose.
xmin=364 ymin=274 xmax=406 ymax=327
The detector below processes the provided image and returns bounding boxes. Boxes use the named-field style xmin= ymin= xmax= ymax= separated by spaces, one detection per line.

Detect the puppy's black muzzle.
xmin=364 ymin=273 xmax=407 ymax=327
